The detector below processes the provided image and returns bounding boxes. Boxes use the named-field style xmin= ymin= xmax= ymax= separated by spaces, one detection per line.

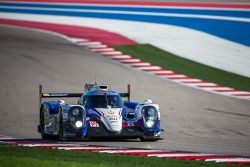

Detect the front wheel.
xmin=40 ymin=106 xmax=51 ymax=140
xmin=139 ymin=136 xmax=161 ymax=142
xmin=58 ymin=112 xmax=65 ymax=141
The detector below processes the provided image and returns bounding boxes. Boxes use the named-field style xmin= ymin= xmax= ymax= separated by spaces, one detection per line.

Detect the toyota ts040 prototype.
xmin=38 ymin=84 xmax=161 ymax=141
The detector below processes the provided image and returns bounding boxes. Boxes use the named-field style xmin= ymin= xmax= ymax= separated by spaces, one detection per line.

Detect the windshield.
xmin=85 ymin=95 xmax=122 ymax=108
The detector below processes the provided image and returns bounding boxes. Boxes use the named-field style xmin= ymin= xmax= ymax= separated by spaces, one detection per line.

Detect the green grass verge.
xmin=0 ymin=145 xmax=239 ymax=167
xmin=114 ymin=44 xmax=250 ymax=92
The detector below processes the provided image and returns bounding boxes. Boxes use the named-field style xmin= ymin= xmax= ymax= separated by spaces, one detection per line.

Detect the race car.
xmin=38 ymin=84 xmax=161 ymax=141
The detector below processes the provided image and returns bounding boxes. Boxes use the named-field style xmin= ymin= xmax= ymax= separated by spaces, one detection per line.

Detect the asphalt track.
xmin=0 ymin=26 xmax=250 ymax=157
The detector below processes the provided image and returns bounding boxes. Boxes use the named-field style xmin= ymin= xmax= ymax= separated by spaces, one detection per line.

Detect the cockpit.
xmin=81 ymin=95 xmax=122 ymax=108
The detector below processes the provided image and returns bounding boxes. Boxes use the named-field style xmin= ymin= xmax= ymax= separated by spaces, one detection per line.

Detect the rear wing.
xmin=39 ymin=84 xmax=131 ymax=106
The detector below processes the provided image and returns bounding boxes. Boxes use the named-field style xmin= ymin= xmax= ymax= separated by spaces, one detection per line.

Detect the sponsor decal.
xmin=89 ymin=121 xmax=99 ymax=128
xmin=43 ymin=93 xmax=70 ymax=97
xmin=108 ymin=110 xmax=114 ymax=115
xmin=109 ymin=116 xmax=118 ymax=121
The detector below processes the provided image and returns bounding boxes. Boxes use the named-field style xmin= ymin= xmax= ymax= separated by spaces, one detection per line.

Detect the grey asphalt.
xmin=0 ymin=26 xmax=250 ymax=156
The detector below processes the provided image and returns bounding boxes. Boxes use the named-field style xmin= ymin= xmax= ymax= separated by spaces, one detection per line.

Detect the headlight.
xmin=72 ymin=109 xmax=80 ymax=116
xmin=68 ymin=107 xmax=85 ymax=129
xmin=142 ymin=106 xmax=158 ymax=128
xmin=147 ymin=107 xmax=157 ymax=120
xmin=75 ymin=121 xmax=83 ymax=128
xmin=145 ymin=120 xmax=155 ymax=128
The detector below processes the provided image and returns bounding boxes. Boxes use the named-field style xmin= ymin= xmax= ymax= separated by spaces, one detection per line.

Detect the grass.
xmin=113 ymin=44 xmax=250 ymax=92
xmin=0 ymin=144 xmax=240 ymax=167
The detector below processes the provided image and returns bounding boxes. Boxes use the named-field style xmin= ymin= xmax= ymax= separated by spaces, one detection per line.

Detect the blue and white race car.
xmin=38 ymin=84 xmax=161 ymax=141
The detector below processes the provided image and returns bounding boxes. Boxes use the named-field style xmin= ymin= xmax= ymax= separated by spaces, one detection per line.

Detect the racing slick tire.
xmin=58 ymin=112 xmax=65 ymax=141
xmin=139 ymin=136 xmax=161 ymax=142
xmin=40 ymin=106 xmax=51 ymax=140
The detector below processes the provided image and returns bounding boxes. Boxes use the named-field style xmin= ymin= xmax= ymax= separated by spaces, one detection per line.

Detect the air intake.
xmin=99 ymin=85 xmax=108 ymax=91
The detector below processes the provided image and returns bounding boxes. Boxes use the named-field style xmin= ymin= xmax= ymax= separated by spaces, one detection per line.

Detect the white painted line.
xmin=111 ymin=55 xmax=132 ymax=59
xmin=91 ymin=48 xmax=115 ymax=52
xmin=101 ymin=51 xmax=123 ymax=55
xmin=58 ymin=147 xmax=96 ymax=150
xmin=70 ymin=38 xmax=89 ymax=43
xmin=201 ymin=87 xmax=234 ymax=91
xmin=77 ymin=41 xmax=102 ymax=46
xmin=24 ymin=144 xmax=81 ymax=147
xmin=118 ymin=58 xmax=141 ymax=63
xmin=205 ymin=158 xmax=250 ymax=163
xmin=231 ymin=91 xmax=250 ymax=95
xmin=166 ymin=74 xmax=187 ymax=78
xmin=19 ymin=143 xmax=80 ymax=147
xmin=87 ymin=45 xmax=108 ymax=49
xmin=99 ymin=150 xmax=164 ymax=153
xmin=129 ymin=62 xmax=151 ymax=66
xmin=60 ymin=147 xmax=121 ymax=150
xmin=152 ymin=70 xmax=174 ymax=74
xmin=148 ymin=153 xmax=216 ymax=157
xmin=136 ymin=66 xmax=162 ymax=70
